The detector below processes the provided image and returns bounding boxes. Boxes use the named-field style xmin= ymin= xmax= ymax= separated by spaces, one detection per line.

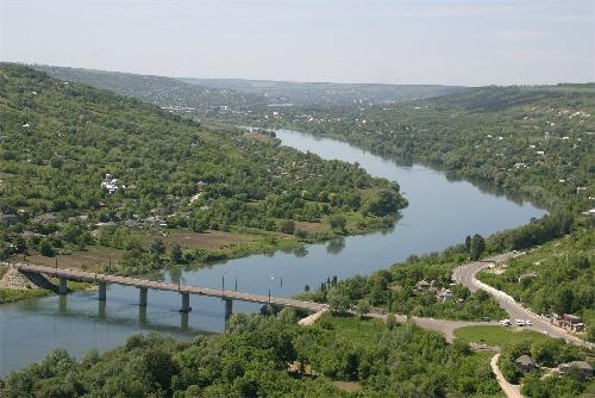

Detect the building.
xmin=557 ymin=314 xmax=585 ymax=332
xmin=514 ymin=355 xmax=536 ymax=374
xmin=558 ymin=361 xmax=593 ymax=378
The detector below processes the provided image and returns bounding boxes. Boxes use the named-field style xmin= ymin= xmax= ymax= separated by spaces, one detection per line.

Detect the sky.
xmin=0 ymin=0 xmax=593 ymax=86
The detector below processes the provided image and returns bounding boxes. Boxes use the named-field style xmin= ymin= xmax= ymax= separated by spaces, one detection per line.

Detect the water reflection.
xmin=326 ymin=237 xmax=346 ymax=255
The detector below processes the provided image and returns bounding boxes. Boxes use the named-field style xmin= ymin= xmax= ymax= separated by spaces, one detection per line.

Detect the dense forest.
xmin=0 ymin=64 xmax=406 ymax=274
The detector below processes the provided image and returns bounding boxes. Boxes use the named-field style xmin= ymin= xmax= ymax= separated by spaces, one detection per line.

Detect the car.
xmin=515 ymin=319 xmax=526 ymax=326
xmin=499 ymin=319 xmax=511 ymax=326
xmin=525 ymin=320 xmax=532 ymax=326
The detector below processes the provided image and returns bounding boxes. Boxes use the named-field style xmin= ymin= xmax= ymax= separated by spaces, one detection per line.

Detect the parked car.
xmin=499 ymin=319 xmax=511 ymax=326
xmin=515 ymin=319 xmax=526 ymax=326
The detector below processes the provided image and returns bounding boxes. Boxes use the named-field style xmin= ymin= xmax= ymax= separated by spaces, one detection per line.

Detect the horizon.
xmin=1 ymin=1 xmax=594 ymax=86
xmin=15 ymin=62 xmax=595 ymax=88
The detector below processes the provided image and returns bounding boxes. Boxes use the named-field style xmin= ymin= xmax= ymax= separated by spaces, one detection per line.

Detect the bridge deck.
xmin=18 ymin=265 xmax=328 ymax=312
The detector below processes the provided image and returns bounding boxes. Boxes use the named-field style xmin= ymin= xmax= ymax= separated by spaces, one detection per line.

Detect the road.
xmin=490 ymin=354 xmax=523 ymax=398
xmin=453 ymin=254 xmax=594 ymax=350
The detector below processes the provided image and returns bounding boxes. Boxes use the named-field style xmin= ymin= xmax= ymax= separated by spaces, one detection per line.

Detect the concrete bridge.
xmin=18 ymin=264 xmax=328 ymax=319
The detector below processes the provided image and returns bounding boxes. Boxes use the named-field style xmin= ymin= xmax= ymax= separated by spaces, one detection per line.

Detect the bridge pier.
xmin=139 ymin=306 xmax=147 ymax=325
xmin=180 ymin=292 xmax=191 ymax=313
xmin=59 ymin=295 xmax=67 ymax=312
xmin=59 ymin=277 xmax=68 ymax=295
xmin=139 ymin=287 xmax=148 ymax=307
xmin=98 ymin=300 xmax=106 ymax=319
xmin=224 ymin=298 xmax=233 ymax=320
xmin=181 ymin=312 xmax=189 ymax=331
xmin=98 ymin=282 xmax=107 ymax=301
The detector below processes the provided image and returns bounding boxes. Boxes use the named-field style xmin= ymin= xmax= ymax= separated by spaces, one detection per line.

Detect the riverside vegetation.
xmin=1 ymin=65 xmax=593 ymax=396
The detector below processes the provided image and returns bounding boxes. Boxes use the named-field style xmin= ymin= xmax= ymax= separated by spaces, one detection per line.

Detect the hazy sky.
xmin=1 ymin=1 xmax=593 ymax=86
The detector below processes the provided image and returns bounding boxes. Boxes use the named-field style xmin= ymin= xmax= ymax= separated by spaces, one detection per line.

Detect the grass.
xmin=316 ymin=313 xmax=386 ymax=343
xmin=25 ymin=245 xmax=123 ymax=272
xmin=454 ymin=325 xmax=554 ymax=347
xmin=0 ymin=288 xmax=52 ymax=304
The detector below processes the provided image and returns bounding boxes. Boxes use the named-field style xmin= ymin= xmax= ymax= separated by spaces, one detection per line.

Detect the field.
xmin=454 ymin=325 xmax=554 ymax=346
xmin=165 ymin=230 xmax=256 ymax=249
xmin=24 ymin=246 xmax=122 ymax=271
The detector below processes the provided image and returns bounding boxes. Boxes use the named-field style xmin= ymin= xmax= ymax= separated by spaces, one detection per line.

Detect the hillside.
xmin=0 ymin=64 xmax=406 ymax=273
xmin=32 ymin=65 xmax=465 ymax=112
xmin=32 ymin=65 xmax=268 ymax=115
xmin=181 ymin=77 xmax=467 ymax=107
xmin=250 ymin=84 xmax=595 ymax=215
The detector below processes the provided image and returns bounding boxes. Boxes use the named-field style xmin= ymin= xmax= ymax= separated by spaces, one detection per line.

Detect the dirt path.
xmin=491 ymin=353 xmax=523 ymax=398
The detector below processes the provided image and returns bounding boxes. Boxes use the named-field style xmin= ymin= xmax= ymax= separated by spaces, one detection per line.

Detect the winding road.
xmin=453 ymin=253 xmax=594 ymax=350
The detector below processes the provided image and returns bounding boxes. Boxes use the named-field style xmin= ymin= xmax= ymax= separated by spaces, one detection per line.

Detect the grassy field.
xmin=318 ymin=313 xmax=387 ymax=343
xmin=165 ymin=229 xmax=257 ymax=249
xmin=0 ymin=288 xmax=51 ymax=304
xmin=454 ymin=325 xmax=554 ymax=346
xmin=25 ymin=245 xmax=123 ymax=272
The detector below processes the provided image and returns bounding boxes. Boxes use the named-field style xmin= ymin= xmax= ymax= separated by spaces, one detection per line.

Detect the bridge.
xmin=17 ymin=264 xmax=328 ymax=318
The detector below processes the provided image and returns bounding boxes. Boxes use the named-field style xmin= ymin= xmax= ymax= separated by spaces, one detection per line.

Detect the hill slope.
xmin=0 ymin=64 xmax=405 ymax=270
xmin=32 ymin=64 xmax=268 ymax=114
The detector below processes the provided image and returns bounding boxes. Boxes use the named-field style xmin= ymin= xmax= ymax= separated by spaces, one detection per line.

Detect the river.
xmin=0 ymin=129 xmax=546 ymax=376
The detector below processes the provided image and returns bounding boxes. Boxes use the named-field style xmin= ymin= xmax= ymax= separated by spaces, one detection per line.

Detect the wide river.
xmin=0 ymin=129 xmax=546 ymax=375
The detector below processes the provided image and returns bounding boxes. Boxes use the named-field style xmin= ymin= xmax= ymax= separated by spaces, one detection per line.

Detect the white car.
xmin=499 ymin=319 xmax=511 ymax=326
xmin=515 ymin=319 xmax=526 ymax=326
xmin=525 ymin=320 xmax=532 ymax=326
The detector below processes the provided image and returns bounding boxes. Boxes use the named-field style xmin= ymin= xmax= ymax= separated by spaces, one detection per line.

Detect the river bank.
xmin=0 ymin=129 xmax=546 ymax=376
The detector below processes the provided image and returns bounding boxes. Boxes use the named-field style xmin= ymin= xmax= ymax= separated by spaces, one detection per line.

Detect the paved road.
xmin=491 ymin=353 xmax=523 ymax=398
xmin=453 ymin=255 xmax=594 ymax=350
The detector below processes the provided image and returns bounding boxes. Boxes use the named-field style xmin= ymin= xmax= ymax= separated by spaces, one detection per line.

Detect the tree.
xmin=150 ymin=238 xmax=166 ymax=256
xmin=279 ymin=220 xmax=295 ymax=235
xmin=170 ymin=243 xmax=183 ymax=264
xmin=327 ymin=286 xmax=351 ymax=314
xmin=468 ymin=234 xmax=486 ymax=260
xmin=355 ymin=298 xmax=371 ymax=318
xmin=39 ymin=239 xmax=55 ymax=257
xmin=329 ymin=215 xmax=346 ymax=231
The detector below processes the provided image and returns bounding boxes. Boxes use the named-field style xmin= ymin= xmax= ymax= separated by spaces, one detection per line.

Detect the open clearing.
xmin=165 ymin=230 xmax=256 ymax=249
xmin=24 ymin=246 xmax=122 ymax=271
xmin=454 ymin=325 xmax=553 ymax=346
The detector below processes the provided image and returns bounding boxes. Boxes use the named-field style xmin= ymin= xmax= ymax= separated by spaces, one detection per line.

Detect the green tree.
xmin=327 ymin=286 xmax=351 ymax=313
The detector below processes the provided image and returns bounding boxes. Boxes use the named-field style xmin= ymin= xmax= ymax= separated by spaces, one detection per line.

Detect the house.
xmin=514 ymin=355 xmax=536 ymax=373
xmin=415 ymin=279 xmax=436 ymax=292
xmin=558 ymin=361 xmax=593 ymax=378
xmin=101 ymin=174 xmax=120 ymax=194
xmin=557 ymin=314 xmax=585 ymax=332
xmin=0 ymin=213 xmax=18 ymax=225
xmin=36 ymin=214 xmax=58 ymax=224
xmin=436 ymin=288 xmax=454 ymax=302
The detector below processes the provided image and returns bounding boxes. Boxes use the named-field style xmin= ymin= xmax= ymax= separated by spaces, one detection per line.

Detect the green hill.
xmin=181 ymin=77 xmax=467 ymax=107
xmin=0 ymin=63 xmax=405 ymax=273
xmin=32 ymin=64 xmax=268 ymax=115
